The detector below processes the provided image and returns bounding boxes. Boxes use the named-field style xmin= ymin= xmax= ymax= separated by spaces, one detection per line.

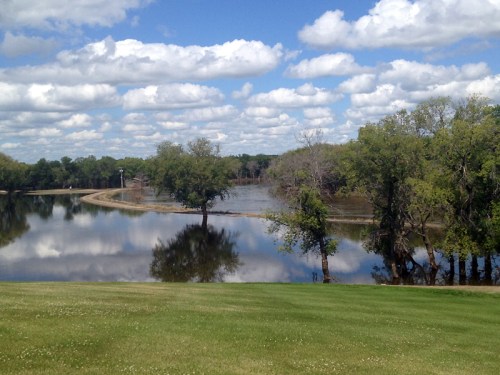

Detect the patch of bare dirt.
xmin=428 ymin=285 xmax=500 ymax=293
xmin=397 ymin=285 xmax=500 ymax=293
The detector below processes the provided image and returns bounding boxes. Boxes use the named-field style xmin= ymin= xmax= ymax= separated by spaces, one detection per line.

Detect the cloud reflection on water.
xmin=0 ymin=194 xmax=385 ymax=283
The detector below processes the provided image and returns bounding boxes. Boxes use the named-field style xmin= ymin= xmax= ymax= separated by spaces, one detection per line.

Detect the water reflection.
xmin=2 ymin=192 xmax=494 ymax=284
xmin=150 ymin=223 xmax=240 ymax=282
xmin=0 ymin=194 xmax=386 ymax=282
xmin=0 ymin=194 xmax=30 ymax=247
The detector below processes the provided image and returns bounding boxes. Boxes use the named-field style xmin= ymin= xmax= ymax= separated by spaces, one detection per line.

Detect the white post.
xmin=119 ymin=168 xmax=124 ymax=188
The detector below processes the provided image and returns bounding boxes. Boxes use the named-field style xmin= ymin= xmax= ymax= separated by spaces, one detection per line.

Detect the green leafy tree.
xmin=97 ymin=156 xmax=117 ymax=188
xmin=410 ymin=96 xmax=453 ymax=136
xmin=267 ymin=186 xmax=337 ymax=283
xmin=151 ymin=138 xmax=233 ymax=225
xmin=118 ymin=157 xmax=148 ymax=183
xmin=0 ymin=153 xmax=28 ymax=193
xmin=403 ymin=98 xmax=455 ymax=284
xmin=266 ymin=135 xmax=344 ymax=283
xmin=405 ymin=173 xmax=448 ymax=285
xmin=435 ymin=95 xmax=499 ymax=284
xmin=351 ymin=112 xmax=427 ymax=284
xmin=27 ymin=158 xmax=56 ymax=190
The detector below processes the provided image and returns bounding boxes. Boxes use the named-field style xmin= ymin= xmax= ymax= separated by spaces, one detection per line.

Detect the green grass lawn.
xmin=0 ymin=283 xmax=498 ymax=374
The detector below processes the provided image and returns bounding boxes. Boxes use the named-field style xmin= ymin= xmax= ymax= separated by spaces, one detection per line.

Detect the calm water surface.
xmin=0 ymin=187 xmax=435 ymax=283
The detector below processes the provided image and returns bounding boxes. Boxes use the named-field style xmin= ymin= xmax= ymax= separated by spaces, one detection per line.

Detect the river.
xmin=0 ymin=186 xmax=458 ymax=283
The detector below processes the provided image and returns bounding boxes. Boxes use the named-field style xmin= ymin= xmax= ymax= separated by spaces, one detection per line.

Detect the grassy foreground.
xmin=0 ymin=283 xmax=498 ymax=375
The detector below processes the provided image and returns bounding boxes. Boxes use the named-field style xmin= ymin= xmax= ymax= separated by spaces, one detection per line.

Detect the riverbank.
xmin=80 ymin=188 xmax=194 ymax=214
xmin=14 ymin=188 xmax=437 ymax=226
xmin=80 ymin=188 xmax=378 ymax=223
xmin=5 ymin=188 xmax=442 ymax=226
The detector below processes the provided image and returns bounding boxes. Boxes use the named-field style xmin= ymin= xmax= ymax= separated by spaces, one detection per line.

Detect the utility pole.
xmin=119 ymin=168 xmax=124 ymax=188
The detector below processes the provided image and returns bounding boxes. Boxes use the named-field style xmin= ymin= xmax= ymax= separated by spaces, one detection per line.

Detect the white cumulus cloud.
xmin=65 ymin=129 xmax=103 ymax=141
xmin=338 ymin=74 xmax=377 ymax=94
xmin=379 ymin=60 xmax=490 ymax=90
xmin=248 ymin=83 xmax=342 ymax=108
xmin=0 ymin=83 xmax=120 ymax=111
xmin=299 ymin=0 xmax=500 ymax=49
xmin=286 ymin=53 xmax=370 ymax=78
xmin=0 ymin=0 xmax=151 ymax=30
xmin=19 ymin=127 xmax=62 ymax=137
xmin=178 ymin=105 xmax=238 ymax=122
xmin=57 ymin=113 xmax=93 ymax=128
xmin=343 ymin=59 xmax=499 ymax=125
xmin=232 ymin=82 xmax=253 ymax=99
xmin=0 ymin=38 xmax=283 ymax=85
xmin=0 ymin=32 xmax=58 ymax=57
xmin=123 ymin=83 xmax=224 ymax=110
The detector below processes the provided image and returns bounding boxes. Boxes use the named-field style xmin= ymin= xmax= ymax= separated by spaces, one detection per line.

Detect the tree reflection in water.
xmin=0 ymin=194 xmax=84 ymax=249
xmin=150 ymin=223 xmax=240 ymax=282
xmin=0 ymin=194 xmax=30 ymax=248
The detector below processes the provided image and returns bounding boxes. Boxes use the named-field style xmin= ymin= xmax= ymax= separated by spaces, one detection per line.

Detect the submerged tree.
xmin=266 ymin=134 xmax=344 ymax=283
xmin=267 ymin=186 xmax=337 ymax=283
xmin=349 ymin=96 xmax=499 ymax=285
xmin=351 ymin=111 xmax=426 ymax=284
xmin=403 ymin=98 xmax=455 ymax=285
xmin=150 ymin=138 xmax=234 ymax=225
xmin=435 ymin=96 xmax=499 ymax=284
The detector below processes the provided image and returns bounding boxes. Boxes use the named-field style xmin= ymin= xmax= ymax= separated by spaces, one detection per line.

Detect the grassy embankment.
xmin=1 ymin=283 xmax=499 ymax=374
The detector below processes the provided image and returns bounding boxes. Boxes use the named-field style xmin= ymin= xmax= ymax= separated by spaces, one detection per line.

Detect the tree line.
xmin=0 ymin=151 xmax=274 ymax=192
xmin=268 ymin=96 xmax=499 ymax=285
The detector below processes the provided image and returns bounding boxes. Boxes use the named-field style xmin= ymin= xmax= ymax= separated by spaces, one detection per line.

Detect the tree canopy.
xmin=0 ymin=152 xmax=28 ymax=193
xmin=150 ymin=138 xmax=234 ymax=224
xmin=266 ymin=134 xmax=346 ymax=283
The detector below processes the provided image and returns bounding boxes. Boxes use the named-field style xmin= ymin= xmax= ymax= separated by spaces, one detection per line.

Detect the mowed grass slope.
xmin=0 ymin=283 xmax=498 ymax=374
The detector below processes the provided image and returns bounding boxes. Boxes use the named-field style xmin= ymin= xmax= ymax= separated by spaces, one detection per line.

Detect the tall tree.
xmin=0 ymin=153 xmax=28 ymax=193
xmin=435 ymin=96 xmax=499 ymax=284
xmin=27 ymin=158 xmax=56 ymax=190
xmin=97 ymin=156 xmax=117 ymax=188
xmin=151 ymin=138 xmax=234 ymax=225
xmin=351 ymin=111 xmax=426 ymax=284
xmin=266 ymin=135 xmax=344 ymax=283
xmin=404 ymin=98 xmax=455 ymax=285
xmin=267 ymin=186 xmax=337 ymax=283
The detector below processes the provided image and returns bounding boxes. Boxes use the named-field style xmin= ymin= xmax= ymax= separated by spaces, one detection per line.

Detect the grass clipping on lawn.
xmin=0 ymin=283 xmax=498 ymax=375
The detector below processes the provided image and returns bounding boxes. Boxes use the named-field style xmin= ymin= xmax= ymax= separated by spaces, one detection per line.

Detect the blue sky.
xmin=1 ymin=0 xmax=499 ymax=163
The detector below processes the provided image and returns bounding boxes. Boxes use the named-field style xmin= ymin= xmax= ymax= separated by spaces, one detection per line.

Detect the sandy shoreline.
xmin=79 ymin=189 xmax=441 ymax=226
xmin=79 ymin=188 xmax=197 ymax=214
xmin=79 ymin=189 xmax=381 ymax=222
xmin=17 ymin=188 xmax=433 ymax=226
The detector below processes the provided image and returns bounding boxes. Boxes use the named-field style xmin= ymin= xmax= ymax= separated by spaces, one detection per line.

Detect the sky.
xmin=0 ymin=0 xmax=499 ymax=163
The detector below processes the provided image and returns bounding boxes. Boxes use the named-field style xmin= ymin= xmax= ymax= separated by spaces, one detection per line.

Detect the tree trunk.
xmin=201 ymin=204 xmax=208 ymax=230
xmin=459 ymin=258 xmax=467 ymax=285
xmin=319 ymin=238 xmax=332 ymax=283
xmin=470 ymin=254 xmax=480 ymax=285
xmin=406 ymin=252 xmax=428 ymax=285
xmin=484 ymin=253 xmax=492 ymax=285
xmin=447 ymin=254 xmax=455 ymax=285
xmin=390 ymin=259 xmax=400 ymax=285
xmin=421 ymin=227 xmax=438 ymax=285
